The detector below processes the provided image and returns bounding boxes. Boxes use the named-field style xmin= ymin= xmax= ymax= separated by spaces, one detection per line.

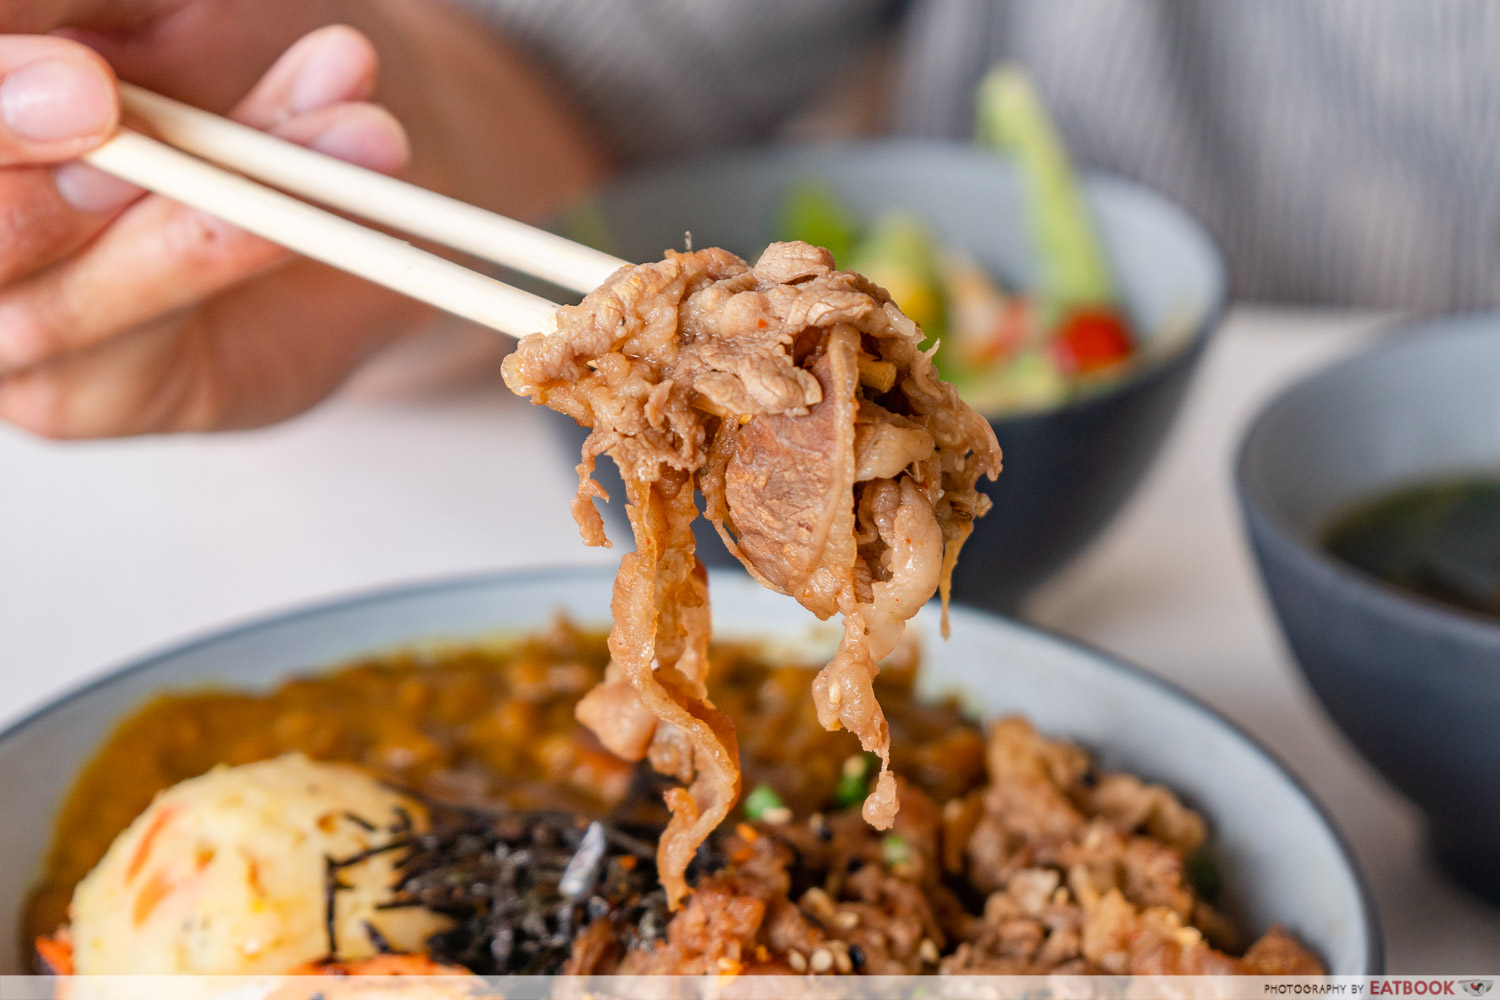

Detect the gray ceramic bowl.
xmin=551 ymin=140 xmax=1226 ymax=612
xmin=1237 ymin=312 xmax=1500 ymax=904
xmin=0 ymin=569 xmax=1378 ymax=972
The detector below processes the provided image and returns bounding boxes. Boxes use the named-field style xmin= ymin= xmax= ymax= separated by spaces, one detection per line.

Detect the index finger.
xmin=0 ymin=35 xmax=117 ymax=163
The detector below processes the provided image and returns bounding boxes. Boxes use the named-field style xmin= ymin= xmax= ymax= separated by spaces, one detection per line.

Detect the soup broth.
xmin=1323 ymin=476 xmax=1500 ymax=620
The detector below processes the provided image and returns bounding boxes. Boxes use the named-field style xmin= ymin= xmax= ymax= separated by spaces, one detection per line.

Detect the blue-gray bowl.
xmin=553 ymin=140 xmax=1226 ymax=612
xmin=0 ymin=569 xmax=1377 ymax=972
xmin=1237 ymin=312 xmax=1500 ymax=904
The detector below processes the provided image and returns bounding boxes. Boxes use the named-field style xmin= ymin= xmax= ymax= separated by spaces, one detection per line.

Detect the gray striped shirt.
xmin=471 ymin=0 xmax=1500 ymax=310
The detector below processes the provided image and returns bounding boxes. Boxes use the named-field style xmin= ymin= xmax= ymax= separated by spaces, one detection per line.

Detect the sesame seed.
xmin=919 ymin=938 xmax=940 ymax=964
xmin=834 ymin=911 xmax=859 ymax=930
xmin=834 ymin=948 xmax=853 ymax=974
xmin=788 ymin=950 xmax=807 ymax=973
xmin=802 ymin=886 xmax=835 ymax=917
xmin=841 ymin=755 xmax=864 ymax=779
xmin=810 ymin=948 xmax=834 ymax=973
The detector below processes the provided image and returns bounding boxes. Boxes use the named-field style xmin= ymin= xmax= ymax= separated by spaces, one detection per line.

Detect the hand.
xmin=0 ymin=1 xmax=606 ymax=438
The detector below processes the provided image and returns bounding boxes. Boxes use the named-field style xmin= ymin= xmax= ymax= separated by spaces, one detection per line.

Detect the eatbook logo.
xmin=1461 ymin=983 xmax=1494 ymax=997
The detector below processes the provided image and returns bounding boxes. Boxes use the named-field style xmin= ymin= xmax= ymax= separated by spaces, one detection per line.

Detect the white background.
xmin=2 ymin=308 xmax=1496 ymax=969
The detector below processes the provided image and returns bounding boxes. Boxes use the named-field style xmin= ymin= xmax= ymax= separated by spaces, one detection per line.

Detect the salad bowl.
xmin=560 ymin=140 xmax=1226 ymax=611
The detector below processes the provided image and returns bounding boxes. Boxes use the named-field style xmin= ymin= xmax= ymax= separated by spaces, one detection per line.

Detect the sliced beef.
xmin=503 ymin=241 xmax=1001 ymax=903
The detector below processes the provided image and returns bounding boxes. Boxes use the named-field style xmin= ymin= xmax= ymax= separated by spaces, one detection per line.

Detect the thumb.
xmin=0 ymin=35 xmax=116 ymax=163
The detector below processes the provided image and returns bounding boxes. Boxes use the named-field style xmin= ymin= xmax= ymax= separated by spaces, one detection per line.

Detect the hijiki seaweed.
xmin=361 ymin=806 xmax=682 ymax=974
xmin=321 ymin=804 xmax=417 ymax=959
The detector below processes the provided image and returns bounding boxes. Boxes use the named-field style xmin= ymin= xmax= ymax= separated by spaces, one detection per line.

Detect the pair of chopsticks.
xmin=81 ymin=84 xmax=630 ymax=337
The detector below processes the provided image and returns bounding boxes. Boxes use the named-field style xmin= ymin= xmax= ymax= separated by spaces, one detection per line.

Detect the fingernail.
xmin=0 ymin=58 xmax=114 ymax=142
xmin=309 ymin=115 xmax=407 ymax=174
xmin=54 ymin=161 xmax=141 ymax=213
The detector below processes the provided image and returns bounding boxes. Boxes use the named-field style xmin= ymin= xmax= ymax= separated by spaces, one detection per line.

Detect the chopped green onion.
xmin=1186 ymin=848 xmax=1221 ymax=901
xmin=881 ymin=835 xmax=911 ymax=868
xmin=834 ymin=754 xmax=874 ymax=809
xmin=833 ymin=774 xmax=865 ymax=809
xmin=743 ymin=783 xmax=785 ymax=822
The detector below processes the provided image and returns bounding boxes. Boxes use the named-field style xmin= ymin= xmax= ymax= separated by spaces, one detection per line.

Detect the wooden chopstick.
xmin=119 ymin=84 xmax=628 ymax=296
xmin=83 ymin=128 xmax=561 ymax=338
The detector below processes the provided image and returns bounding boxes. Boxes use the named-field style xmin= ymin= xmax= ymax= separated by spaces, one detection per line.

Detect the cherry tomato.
xmin=1054 ymin=308 xmax=1134 ymax=373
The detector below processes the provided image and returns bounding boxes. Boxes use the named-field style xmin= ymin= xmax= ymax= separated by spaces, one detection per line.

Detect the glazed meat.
xmin=502 ymin=241 xmax=1001 ymax=906
xmin=586 ymin=718 xmax=1323 ymax=978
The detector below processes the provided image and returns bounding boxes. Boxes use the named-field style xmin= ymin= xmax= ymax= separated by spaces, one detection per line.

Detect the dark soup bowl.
xmin=550 ymin=140 xmax=1226 ymax=612
xmin=1237 ymin=312 xmax=1500 ymax=903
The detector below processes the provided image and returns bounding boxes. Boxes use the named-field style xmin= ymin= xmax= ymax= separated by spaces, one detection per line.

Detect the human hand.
xmin=0 ymin=15 xmax=421 ymax=438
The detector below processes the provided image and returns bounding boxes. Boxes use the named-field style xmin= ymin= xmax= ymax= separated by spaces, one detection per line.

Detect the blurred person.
xmin=0 ymin=0 xmax=1490 ymax=439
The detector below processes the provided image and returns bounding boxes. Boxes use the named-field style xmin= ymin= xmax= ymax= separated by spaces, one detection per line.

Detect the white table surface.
xmin=2 ymin=307 xmax=1496 ymax=969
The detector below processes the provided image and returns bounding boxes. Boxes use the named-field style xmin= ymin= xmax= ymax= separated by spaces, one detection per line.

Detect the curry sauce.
xmin=26 ymin=623 xmax=983 ymax=945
